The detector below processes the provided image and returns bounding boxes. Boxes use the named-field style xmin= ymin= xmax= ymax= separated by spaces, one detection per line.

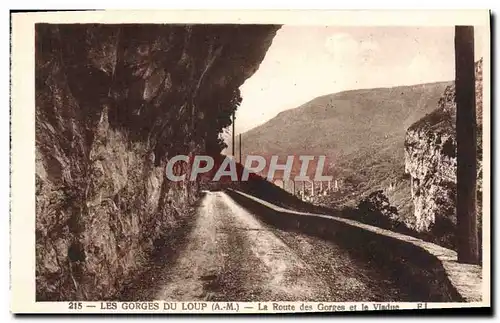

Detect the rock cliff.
xmin=404 ymin=59 xmax=483 ymax=235
xmin=35 ymin=24 xmax=279 ymax=300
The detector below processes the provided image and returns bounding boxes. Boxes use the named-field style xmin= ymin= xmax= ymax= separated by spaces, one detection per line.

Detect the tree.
xmin=455 ymin=26 xmax=479 ymax=264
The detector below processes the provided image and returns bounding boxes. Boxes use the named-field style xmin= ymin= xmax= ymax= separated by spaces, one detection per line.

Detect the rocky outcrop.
xmin=404 ymin=59 xmax=483 ymax=233
xmin=35 ymin=24 xmax=279 ymax=300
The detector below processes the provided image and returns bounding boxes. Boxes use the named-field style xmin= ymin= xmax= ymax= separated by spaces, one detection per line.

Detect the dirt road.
xmin=122 ymin=191 xmax=410 ymax=301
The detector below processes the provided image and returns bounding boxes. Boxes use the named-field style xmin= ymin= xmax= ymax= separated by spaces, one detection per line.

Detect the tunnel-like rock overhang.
xmin=35 ymin=23 xmax=280 ymax=300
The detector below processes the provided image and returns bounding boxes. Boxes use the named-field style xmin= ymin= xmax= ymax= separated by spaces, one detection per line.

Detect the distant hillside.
xmin=238 ymin=81 xmax=453 ymax=211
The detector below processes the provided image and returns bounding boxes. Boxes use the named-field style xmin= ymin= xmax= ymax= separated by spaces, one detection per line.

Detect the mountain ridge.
xmin=244 ymin=81 xmax=455 ymax=128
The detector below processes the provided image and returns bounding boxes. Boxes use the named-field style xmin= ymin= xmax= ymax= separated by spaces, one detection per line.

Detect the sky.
xmin=229 ymin=25 xmax=484 ymax=136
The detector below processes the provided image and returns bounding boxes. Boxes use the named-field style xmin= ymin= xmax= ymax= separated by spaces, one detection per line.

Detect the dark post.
xmin=455 ymin=26 xmax=479 ymax=264
xmin=232 ymin=112 xmax=235 ymax=157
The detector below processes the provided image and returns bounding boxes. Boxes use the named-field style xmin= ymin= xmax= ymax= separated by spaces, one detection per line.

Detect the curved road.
xmin=123 ymin=191 xmax=410 ymax=301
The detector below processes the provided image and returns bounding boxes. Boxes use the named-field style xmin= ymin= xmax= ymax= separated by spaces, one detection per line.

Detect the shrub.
xmin=356 ymin=190 xmax=400 ymax=230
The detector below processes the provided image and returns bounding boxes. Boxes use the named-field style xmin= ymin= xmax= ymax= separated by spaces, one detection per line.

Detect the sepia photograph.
xmin=10 ymin=10 xmax=490 ymax=313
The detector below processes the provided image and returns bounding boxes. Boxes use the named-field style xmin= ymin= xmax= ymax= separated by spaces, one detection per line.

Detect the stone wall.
xmin=35 ymin=24 xmax=279 ymax=300
xmin=227 ymin=189 xmax=481 ymax=302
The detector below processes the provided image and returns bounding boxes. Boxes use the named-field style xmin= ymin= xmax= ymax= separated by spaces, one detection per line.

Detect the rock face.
xmin=35 ymin=24 xmax=279 ymax=300
xmin=404 ymin=59 xmax=483 ymax=234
